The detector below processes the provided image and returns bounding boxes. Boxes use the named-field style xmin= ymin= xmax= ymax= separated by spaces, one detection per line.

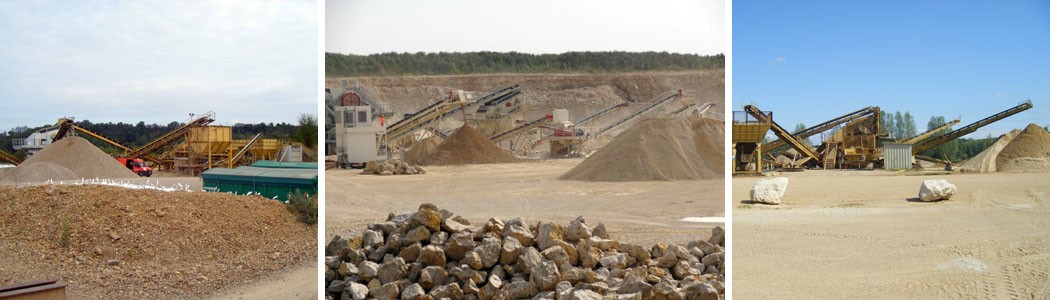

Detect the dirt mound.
xmin=560 ymin=116 xmax=723 ymax=181
xmin=996 ymin=123 xmax=1050 ymax=172
xmin=0 ymin=185 xmax=316 ymax=299
xmin=404 ymin=136 xmax=443 ymax=164
xmin=0 ymin=137 xmax=136 ymax=184
xmin=416 ymin=125 xmax=520 ymax=166
xmin=959 ymin=129 xmax=1020 ymax=173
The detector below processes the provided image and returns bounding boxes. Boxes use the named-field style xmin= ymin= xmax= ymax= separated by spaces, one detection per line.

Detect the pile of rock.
xmin=362 ymin=159 xmax=427 ymax=176
xmin=325 ymin=204 xmax=725 ymax=300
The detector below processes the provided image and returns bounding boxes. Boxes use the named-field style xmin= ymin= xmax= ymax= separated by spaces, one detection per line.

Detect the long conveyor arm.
xmin=913 ymin=100 xmax=1033 ymax=154
xmin=744 ymin=104 xmax=822 ymax=164
xmin=764 ymin=106 xmax=879 ymax=151
xmin=490 ymin=116 xmax=552 ymax=143
xmin=127 ymin=112 xmax=215 ymax=158
xmin=899 ymin=119 xmax=960 ymax=144
xmin=575 ymin=102 xmax=628 ymax=127
xmin=596 ymin=91 xmax=680 ymax=135
xmin=0 ymin=150 xmax=21 ymax=165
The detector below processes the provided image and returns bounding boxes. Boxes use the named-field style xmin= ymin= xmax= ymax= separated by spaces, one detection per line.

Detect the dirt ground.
xmin=325 ymin=158 xmax=724 ymax=246
xmin=203 ymin=262 xmax=317 ymax=300
xmin=733 ymin=171 xmax=1050 ymax=299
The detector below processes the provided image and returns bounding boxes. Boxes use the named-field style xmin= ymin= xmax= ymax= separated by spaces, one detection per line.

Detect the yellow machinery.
xmin=0 ymin=150 xmax=20 ymax=165
xmin=824 ymin=113 xmax=883 ymax=168
xmin=733 ymin=108 xmax=772 ymax=173
xmin=912 ymin=100 xmax=1033 ymax=155
xmin=743 ymin=104 xmax=821 ymax=167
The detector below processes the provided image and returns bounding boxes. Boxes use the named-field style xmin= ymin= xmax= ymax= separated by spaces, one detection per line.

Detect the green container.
xmin=249 ymin=160 xmax=318 ymax=170
xmin=201 ymin=166 xmax=317 ymax=201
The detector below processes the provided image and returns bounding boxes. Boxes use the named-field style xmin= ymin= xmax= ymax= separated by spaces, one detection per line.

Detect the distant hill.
xmin=326 ymin=51 xmax=724 ymax=77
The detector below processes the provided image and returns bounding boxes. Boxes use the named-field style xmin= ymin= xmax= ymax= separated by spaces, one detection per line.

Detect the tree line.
xmin=2 ymin=115 xmax=316 ymax=159
xmin=326 ymin=51 xmax=725 ymax=76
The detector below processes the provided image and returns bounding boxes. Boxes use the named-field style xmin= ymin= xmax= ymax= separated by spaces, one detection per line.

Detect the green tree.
xmin=294 ymin=113 xmax=318 ymax=149
xmin=903 ymin=112 xmax=917 ymax=138
xmin=893 ymin=111 xmax=905 ymax=139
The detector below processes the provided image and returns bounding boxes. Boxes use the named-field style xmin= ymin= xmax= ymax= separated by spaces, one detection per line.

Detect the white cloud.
xmin=0 ymin=1 xmax=318 ymax=130
xmin=769 ymin=56 xmax=787 ymax=65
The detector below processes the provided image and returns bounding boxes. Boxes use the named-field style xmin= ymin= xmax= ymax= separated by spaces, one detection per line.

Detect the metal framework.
xmin=912 ymin=100 xmax=1033 ymax=154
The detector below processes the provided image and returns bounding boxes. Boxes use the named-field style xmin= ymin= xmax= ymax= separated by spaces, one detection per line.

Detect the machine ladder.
xmin=0 ymin=150 xmax=21 ymax=165
xmin=913 ymin=100 xmax=1033 ymax=154
xmin=823 ymin=143 xmax=838 ymax=169
xmin=490 ymin=116 xmax=553 ymax=143
xmin=744 ymin=104 xmax=822 ymax=165
xmin=220 ymin=132 xmax=262 ymax=167
xmin=595 ymin=90 xmax=681 ymax=135
xmin=764 ymin=106 xmax=879 ymax=152
xmin=899 ymin=118 xmax=960 ymax=144
xmin=127 ymin=112 xmax=216 ymax=158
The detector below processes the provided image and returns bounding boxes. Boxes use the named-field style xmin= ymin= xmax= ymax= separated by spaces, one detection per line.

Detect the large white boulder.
xmin=918 ymin=179 xmax=957 ymax=202
xmin=750 ymin=177 xmax=788 ymax=205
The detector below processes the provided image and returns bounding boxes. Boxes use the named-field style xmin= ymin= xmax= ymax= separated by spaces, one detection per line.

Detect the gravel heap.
xmin=416 ymin=126 xmax=520 ymax=166
xmin=996 ymin=123 xmax=1050 ymax=172
xmin=0 ymin=185 xmax=316 ymax=299
xmin=560 ymin=116 xmax=723 ymax=181
xmin=324 ymin=204 xmax=725 ymax=300
xmin=0 ymin=136 xmax=135 ymax=184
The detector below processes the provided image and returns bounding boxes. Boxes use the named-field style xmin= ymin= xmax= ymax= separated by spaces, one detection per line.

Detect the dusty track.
xmin=326 ymin=159 xmax=724 ymax=246
xmin=733 ymin=171 xmax=1050 ymax=299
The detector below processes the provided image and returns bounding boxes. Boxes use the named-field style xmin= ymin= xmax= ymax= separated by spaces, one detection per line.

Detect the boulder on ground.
xmin=750 ymin=177 xmax=788 ymax=205
xmin=918 ymin=179 xmax=957 ymax=202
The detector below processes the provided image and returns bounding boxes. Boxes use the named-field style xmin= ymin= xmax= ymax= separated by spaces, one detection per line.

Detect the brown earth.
xmin=325 ymin=71 xmax=725 ymax=126
xmin=733 ymin=171 xmax=1050 ymax=299
xmin=0 ymin=185 xmax=316 ymax=300
xmin=416 ymin=125 xmax=521 ymax=166
xmin=560 ymin=116 xmax=723 ymax=181
xmin=0 ymin=137 xmax=136 ymax=184
xmin=996 ymin=123 xmax=1050 ymax=172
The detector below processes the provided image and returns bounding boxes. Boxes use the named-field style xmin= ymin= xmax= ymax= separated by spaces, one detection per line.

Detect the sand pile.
xmin=958 ymin=129 xmax=1020 ymax=173
xmin=416 ymin=126 xmax=520 ymax=166
xmin=996 ymin=123 xmax=1050 ymax=172
xmin=404 ymin=136 xmax=443 ymax=165
xmin=0 ymin=136 xmax=136 ymax=184
xmin=0 ymin=185 xmax=316 ymax=299
xmin=560 ymin=116 xmax=723 ymax=181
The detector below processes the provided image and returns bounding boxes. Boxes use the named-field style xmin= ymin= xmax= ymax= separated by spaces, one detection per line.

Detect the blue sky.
xmin=734 ymin=1 xmax=1050 ymax=140
xmin=0 ymin=1 xmax=317 ymax=131
xmin=326 ymin=0 xmax=724 ymax=55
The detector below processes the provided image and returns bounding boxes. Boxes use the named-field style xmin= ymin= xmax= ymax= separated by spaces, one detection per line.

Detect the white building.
xmin=13 ymin=128 xmax=59 ymax=156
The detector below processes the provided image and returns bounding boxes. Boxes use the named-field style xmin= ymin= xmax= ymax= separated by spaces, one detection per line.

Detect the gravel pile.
xmin=416 ymin=126 xmax=520 ymax=166
xmin=324 ymin=204 xmax=725 ymax=300
xmin=0 ymin=136 xmax=135 ymax=184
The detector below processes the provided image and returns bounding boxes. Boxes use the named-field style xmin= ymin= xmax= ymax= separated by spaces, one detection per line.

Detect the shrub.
xmin=286 ymin=190 xmax=317 ymax=224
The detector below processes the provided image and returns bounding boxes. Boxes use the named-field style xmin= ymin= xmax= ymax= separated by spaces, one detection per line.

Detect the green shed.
xmin=250 ymin=160 xmax=318 ymax=170
xmin=201 ymin=166 xmax=317 ymax=201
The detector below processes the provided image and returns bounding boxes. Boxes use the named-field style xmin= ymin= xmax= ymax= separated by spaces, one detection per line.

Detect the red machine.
xmin=116 ymin=158 xmax=152 ymax=177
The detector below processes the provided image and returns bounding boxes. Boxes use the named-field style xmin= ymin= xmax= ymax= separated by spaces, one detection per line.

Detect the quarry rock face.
xmin=324 ymin=204 xmax=725 ymax=299
xmin=750 ymin=177 xmax=788 ymax=205
xmin=918 ymin=179 xmax=957 ymax=202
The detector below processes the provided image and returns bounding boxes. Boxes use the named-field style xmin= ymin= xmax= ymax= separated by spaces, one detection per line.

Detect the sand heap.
xmin=996 ymin=123 xmax=1050 ymax=172
xmin=0 ymin=136 xmax=136 ymax=184
xmin=416 ymin=126 xmax=520 ymax=166
xmin=324 ymin=204 xmax=725 ymax=299
xmin=404 ymin=136 xmax=444 ymax=165
xmin=560 ymin=116 xmax=723 ymax=181
xmin=0 ymin=185 xmax=316 ymax=299
xmin=958 ymin=129 xmax=1021 ymax=173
